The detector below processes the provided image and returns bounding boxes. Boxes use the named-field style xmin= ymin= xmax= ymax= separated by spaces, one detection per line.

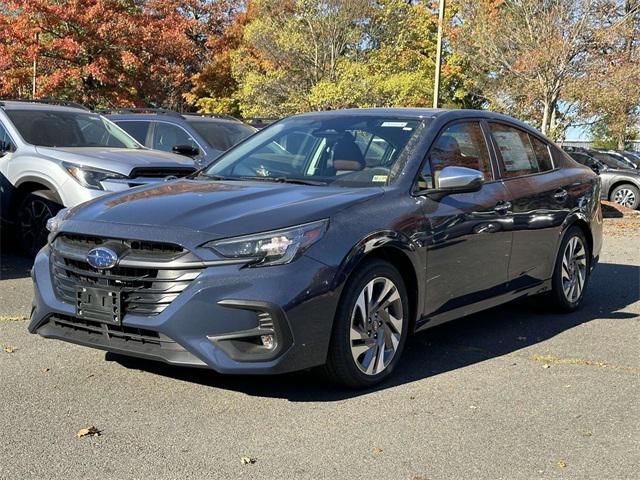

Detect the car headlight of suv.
xmin=63 ymin=162 xmax=127 ymax=190
xmin=205 ymin=219 xmax=329 ymax=267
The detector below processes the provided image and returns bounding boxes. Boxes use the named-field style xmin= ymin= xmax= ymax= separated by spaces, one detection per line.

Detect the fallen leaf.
xmin=580 ymin=431 xmax=592 ymax=437
xmin=0 ymin=316 xmax=27 ymax=322
xmin=240 ymin=456 xmax=256 ymax=465
xmin=557 ymin=460 xmax=568 ymax=468
xmin=372 ymin=447 xmax=383 ymax=455
xmin=76 ymin=426 xmax=101 ymax=438
xmin=3 ymin=346 xmax=17 ymax=353
xmin=542 ymin=364 xmax=550 ymax=369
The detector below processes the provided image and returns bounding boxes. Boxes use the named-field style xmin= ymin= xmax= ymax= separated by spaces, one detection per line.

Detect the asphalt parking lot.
xmin=1 ymin=219 xmax=638 ymax=480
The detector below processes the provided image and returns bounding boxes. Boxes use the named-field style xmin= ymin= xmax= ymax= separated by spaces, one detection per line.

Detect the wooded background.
xmin=1 ymin=0 xmax=638 ymax=148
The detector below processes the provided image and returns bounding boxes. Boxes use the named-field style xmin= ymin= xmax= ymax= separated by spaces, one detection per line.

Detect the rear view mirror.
xmin=426 ymin=166 xmax=484 ymax=199
xmin=172 ymin=144 xmax=200 ymax=157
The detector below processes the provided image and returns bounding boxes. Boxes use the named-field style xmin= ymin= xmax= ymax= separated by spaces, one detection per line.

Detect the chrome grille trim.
xmin=51 ymin=234 xmax=202 ymax=316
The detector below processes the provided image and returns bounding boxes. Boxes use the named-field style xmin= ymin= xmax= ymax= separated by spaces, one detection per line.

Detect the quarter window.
xmin=419 ymin=121 xmax=493 ymax=189
xmin=489 ymin=123 xmax=553 ymax=177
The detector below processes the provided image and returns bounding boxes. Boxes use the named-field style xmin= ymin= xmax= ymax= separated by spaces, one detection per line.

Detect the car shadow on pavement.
xmin=109 ymin=260 xmax=637 ymax=401
xmin=0 ymin=252 xmax=33 ymax=280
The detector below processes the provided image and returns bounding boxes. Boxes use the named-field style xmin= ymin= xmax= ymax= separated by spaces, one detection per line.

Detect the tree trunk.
xmin=541 ymin=100 xmax=550 ymax=135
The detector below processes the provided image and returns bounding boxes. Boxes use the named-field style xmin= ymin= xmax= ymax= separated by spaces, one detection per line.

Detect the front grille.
xmin=129 ymin=167 xmax=195 ymax=178
xmin=51 ymin=234 xmax=202 ymax=316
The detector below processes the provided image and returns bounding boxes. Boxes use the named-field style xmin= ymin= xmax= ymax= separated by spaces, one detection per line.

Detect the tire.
xmin=610 ymin=183 xmax=640 ymax=210
xmin=324 ymin=259 xmax=409 ymax=388
xmin=17 ymin=191 xmax=62 ymax=257
xmin=547 ymin=226 xmax=591 ymax=312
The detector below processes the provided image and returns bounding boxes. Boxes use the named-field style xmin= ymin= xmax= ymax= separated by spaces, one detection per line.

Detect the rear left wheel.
xmin=324 ymin=260 xmax=409 ymax=388
xmin=548 ymin=226 xmax=590 ymax=312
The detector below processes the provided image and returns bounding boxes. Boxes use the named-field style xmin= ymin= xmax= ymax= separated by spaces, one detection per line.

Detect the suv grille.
xmin=129 ymin=167 xmax=195 ymax=178
xmin=51 ymin=234 xmax=201 ymax=316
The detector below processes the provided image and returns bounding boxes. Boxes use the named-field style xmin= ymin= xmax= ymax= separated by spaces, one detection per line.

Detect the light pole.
xmin=32 ymin=32 xmax=39 ymax=98
xmin=432 ymin=0 xmax=446 ymax=109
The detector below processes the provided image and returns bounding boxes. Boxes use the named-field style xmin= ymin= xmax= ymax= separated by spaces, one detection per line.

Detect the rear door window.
xmin=489 ymin=123 xmax=553 ymax=177
xmin=115 ymin=121 xmax=150 ymax=146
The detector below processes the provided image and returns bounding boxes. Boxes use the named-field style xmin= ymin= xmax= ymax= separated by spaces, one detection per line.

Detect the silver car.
xmin=0 ymin=100 xmax=196 ymax=255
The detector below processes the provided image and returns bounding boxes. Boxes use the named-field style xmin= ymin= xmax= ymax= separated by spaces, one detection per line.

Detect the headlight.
xmin=205 ymin=219 xmax=328 ymax=267
xmin=63 ymin=162 xmax=127 ymax=190
xmin=45 ymin=207 xmax=70 ymax=234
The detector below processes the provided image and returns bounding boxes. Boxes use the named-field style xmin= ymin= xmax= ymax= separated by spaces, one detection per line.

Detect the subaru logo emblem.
xmin=86 ymin=247 xmax=118 ymax=269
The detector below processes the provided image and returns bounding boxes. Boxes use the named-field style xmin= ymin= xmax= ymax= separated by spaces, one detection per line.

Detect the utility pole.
xmin=432 ymin=0 xmax=446 ymax=109
xmin=32 ymin=32 xmax=39 ymax=98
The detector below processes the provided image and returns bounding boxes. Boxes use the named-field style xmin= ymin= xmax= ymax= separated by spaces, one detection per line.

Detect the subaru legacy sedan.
xmin=29 ymin=109 xmax=603 ymax=387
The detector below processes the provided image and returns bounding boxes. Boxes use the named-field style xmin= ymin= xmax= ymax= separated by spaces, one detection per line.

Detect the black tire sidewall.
xmin=326 ymin=259 xmax=410 ymax=388
xmin=17 ymin=192 xmax=61 ymax=257
xmin=610 ymin=184 xmax=640 ymax=210
xmin=551 ymin=226 xmax=590 ymax=312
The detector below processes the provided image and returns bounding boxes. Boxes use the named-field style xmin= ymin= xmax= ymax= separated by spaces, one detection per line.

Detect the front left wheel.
xmin=324 ymin=260 xmax=409 ymax=388
xmin=17 ymin=191 xmax=62 ymax=257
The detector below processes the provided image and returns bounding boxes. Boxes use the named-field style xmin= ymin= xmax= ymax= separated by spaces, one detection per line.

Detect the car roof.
xmin=104 ymin=110 xmax=243 ymax=125
xmin=293 ymin=108 xmax=545 ymax=137
xmin=0 ymin=100 xmax=91 ymax=114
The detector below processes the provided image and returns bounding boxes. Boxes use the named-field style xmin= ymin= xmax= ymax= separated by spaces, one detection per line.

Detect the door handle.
xmin=494 ymin=201 xmax=512 ymax=215
xmin=553 ymin=189 xmax=568 ymax=201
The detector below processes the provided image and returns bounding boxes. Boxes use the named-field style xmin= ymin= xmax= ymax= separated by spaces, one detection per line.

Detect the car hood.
xmin=64 ymin=179 xmax=383 ymax=239
xmin=35 ymin=147 xmax=195 ymax=175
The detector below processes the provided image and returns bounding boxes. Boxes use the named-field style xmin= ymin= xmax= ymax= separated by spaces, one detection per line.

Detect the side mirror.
xmin=425 ymin=166 xmax=484 ymax=199
xmin=172 ymin=144 xmax=200 ymax=157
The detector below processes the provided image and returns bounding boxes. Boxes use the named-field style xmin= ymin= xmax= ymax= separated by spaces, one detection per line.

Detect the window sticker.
xmin=372 ymin=175 xmax=388 ymax=183
xmin=381 ymin=122 xmax=407 ymax=128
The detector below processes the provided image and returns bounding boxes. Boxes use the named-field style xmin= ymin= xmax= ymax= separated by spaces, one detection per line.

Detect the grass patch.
xmin=0 ymin=315 xmax=27 ymax=322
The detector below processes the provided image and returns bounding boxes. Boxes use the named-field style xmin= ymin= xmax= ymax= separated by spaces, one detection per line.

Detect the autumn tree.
xmin=0 ymin=0 xmax=231 ymax=108
xmin=452 ymin=0 xmax=603 ymax=139
xmin=572 ymin=0 xmax=640 ymax=149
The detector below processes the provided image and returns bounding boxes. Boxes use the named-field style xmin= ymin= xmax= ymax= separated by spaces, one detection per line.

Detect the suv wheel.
xmin=610 ymin=184 xmax=640 ymax=210
xmin=324 ymin=260 xmax=409 ymax=388
xmin=17 ymin=191 xmax=62 ymax=257
xmin=548 ymin=226 xmax=590 ymax=312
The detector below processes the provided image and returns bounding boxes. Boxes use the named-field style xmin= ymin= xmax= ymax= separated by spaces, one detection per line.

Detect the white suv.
xmin=0 ymin=100 xmax=196 ymax=255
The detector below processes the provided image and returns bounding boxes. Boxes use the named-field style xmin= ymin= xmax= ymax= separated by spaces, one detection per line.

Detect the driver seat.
xmin=331 ymin=136 xmax=365 ymax=173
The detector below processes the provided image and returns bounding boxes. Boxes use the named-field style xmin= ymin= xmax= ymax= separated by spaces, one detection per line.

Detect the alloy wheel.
xmin=613 ymin=188 xmax=636 ymax=209
xmin=349 ymin=276 xmax=404 ymax=375
xmin=19 ymin=196 xmax=55 ymax=256
xmin=561 ymin=236 xmax=587 ymax=303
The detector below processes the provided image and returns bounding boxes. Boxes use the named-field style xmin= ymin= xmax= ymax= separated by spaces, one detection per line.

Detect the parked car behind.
xmin=105 ymin=109 xmax=257 ymax=167
xmin=31 ymin=108 xmax=603 ymax=387
xmin=596 ymin=149 xmax=640 ymax=170
xmin=564 ymin=148 xmax=640 ymax=209
xmin=0 ymin=100 xmax=196 ymax=256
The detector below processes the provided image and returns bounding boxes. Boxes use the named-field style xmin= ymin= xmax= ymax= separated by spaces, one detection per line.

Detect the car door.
xmin=0 ymin=121 xmax=18 ymax=222
xmin=419 ymin=120 xmax=513 ymax=320
xmin=152 ymin=121 xmax=201 ymax=153
xmin=487 ymin=122 xmax=571 ymax=289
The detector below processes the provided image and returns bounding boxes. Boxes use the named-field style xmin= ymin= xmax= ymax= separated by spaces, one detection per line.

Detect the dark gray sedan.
xmin=30 ymin=108 xmax=602 ymax=387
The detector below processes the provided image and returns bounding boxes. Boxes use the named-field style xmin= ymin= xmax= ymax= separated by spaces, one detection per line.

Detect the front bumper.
xmin=29 ymin=246 xmax=341 ymax=374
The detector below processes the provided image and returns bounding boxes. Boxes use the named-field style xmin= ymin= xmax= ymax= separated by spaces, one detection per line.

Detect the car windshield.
xmin=5 ymin=109 xmax=142 ymax=148
xmin=203 ymin=115 xmax=428 ymax=187
xmin=187 ymin=119 xmax=256 ymax=151
xmin=590 ymin=151 xmax=632 ymax=170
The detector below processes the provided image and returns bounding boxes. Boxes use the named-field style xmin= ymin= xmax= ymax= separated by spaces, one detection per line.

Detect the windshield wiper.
xmin=195 ymin=173 xmax=239 ymax=181
xmin=237 ymin=176 xmax=328 ymax=186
